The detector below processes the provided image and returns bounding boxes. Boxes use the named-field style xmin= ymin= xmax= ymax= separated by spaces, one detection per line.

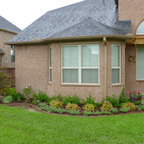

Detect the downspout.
xmin=103 ymin=37 xmax=108 ymax=97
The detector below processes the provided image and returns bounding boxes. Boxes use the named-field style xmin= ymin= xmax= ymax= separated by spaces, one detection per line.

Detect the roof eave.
xmin=6 ymin=35 xmax=133 ymax=45
xmin=0 ymin=28 xmax=18 ymax=34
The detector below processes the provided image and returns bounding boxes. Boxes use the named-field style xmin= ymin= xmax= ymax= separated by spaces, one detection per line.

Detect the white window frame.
xmin=136 ymin=46 xmax=144 ymax=80
xmin=111 ymin=44 xmax=121 ymax=85
xmin=49 ymin=47 xmax=52 ymax=83
xmin=61 ymin=44 xmax=100 ymax=85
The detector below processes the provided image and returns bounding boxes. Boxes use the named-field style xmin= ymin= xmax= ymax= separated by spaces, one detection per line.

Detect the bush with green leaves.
xmin=49 ymin=99 xmax=63 ymax=108
xmin=49 ymin=95 xmax=63 ymax=102
xmin=111 ymin=108 xmax=119 ymax=114
xmin=0 ymin=71 xmax=11 ymax=95
xmin=38 ymin=103 xmax=51 ymax=112
xmin=4 ymin=88 xmax=24 ymax=102
xmin=138 ymin=105 xmax=144 ymax=110
xmin=69 ymin=110 xmax=80 ymax=115
xmin=94 ymin=111 xmax=102 ymax=115
xmin=119 ymin=88 xmax=129 ymax=104
xmin=65 ymin=103 xmax=80 ymax=111
xmin=83 ymin=95 xmax=98 ymax=108
xmin=83 ymin=104 xmax=95 ymax=112
xmin=120 ymin=107 xmax=129 ymax=113
xmin=102 ymin=95 xmax=119 ymax=107
xmin=100 ymin=101 xmax=113 ymax=112
xmin=122 ymin=102 xmax=136 ymax=111
xmin=23 ymin=86 xmax=33 ymax=103
xmin=33 ymin=91 xmax=50 ymax=104
xmin=2 ymin=96 xmax=13 ymax=103
xmin=83 ymin=111 xmax=94 ymax=116
xmin=63 ymin=95 xmax=81 ymax=105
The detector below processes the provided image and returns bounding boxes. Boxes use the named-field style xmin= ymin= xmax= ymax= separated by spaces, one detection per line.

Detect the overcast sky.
xmin=0 ymin=0 xmax=83 ymax=30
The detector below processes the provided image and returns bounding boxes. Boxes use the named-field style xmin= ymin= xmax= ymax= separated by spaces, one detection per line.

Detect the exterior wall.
xmin=0 ymin=30 xmax=16 ymax=67
xmin=119 ymin=0 xmax=144 ymax=34
xmin=15 ymin=41 xmax=125 ymax=102
xmin=125 ymin=45 xmax=144 ymax=94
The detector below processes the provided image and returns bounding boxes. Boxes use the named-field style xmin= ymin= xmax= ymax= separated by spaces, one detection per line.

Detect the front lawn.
xmin=0 ymin=105 xmax=144 ymax=144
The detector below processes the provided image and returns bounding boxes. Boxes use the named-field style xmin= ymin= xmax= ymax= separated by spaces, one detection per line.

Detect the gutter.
xmin=6 ymin=35 xmax=132 ymax=45
xmin=103 ymin=37 xmax=108 ymax=97
xmin=0 ymin=28 xmax=18 ymax=34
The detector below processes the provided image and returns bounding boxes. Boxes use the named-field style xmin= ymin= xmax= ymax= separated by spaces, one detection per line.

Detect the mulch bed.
xmin=0 ymin=103 xmax=144 ymax=117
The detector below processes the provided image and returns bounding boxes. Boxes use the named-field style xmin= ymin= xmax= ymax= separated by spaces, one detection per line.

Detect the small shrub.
xmin=23 ymin=86 xmax=33 ymax=103
xmin=111 ymin=108 xmax=119 ymax=114
xmin=134 ymin=100 xmax=141 ymax=105
xmin=103 ymin=95 xmax=119 ymax=107
xmin=63 ymin=95 xmax=81 ymax=105
xmin=65 ymin=103 xmax=80 ymax=111
xmin=83 ymin=95 xmax=98 ymax=108
xmin=83 ymin=104 xmax=95 ymax=112
xmin=122 ymin=102 xmax=136 ymax=111
xmin=49 ymin=99 xmax=63 ymax=108
xmin=83 ymin=111 xmax=94 ymax=116
xmin=69 ymin=110 xmax=80 ymax=115
xmin=2 ymin=96 xmax=13 ymax=103
xmin=138 ymin=105 xmax=144 ymax=110
xmin=50 ymin=95 xmax=63 ymax=102
xmin=119 ymin=88 xmax=129 ymax=104
xmin=100 ymin=101 xmax=113 ymax=112
xmin=33 ymin=91 xmax=50 ymax=103
xmin=38 ymin=103 xmax=51 ymax=112
xmin=120 ymin=107 xmax=129 ymax=113
xmin=94 ymin=111 xmax=102 ymax=115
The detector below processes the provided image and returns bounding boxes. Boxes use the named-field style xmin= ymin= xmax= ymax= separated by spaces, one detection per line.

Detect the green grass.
xmin=0 ymin=105 xmax=144 ymax=144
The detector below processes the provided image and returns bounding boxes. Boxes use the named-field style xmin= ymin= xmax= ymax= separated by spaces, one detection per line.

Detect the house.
xmin=7 ymin=0 xmax=144 ymax=101
xmin=0 ymin=16 xmax=21 ymax=67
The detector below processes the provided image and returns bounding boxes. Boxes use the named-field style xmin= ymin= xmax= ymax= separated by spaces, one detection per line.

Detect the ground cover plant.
xmin=0 ymin=105 xmax=144 ymax=144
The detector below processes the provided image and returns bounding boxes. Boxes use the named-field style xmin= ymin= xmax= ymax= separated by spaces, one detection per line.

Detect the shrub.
xmin=83 ymin=95 xmax=98 ymax=108
xmin=49 ymin=99 xmax=63 ymax=108
xmin=49 ymin=95 xmax=63 ymax=102
xmin=119 ymin=88 xmax=129 ymax=104
xmin=0 ymin=72 xmax=11 ymax=95
xmin=4 ymin=88 xmax=24 ymax=102
xmin=120 ymin=107 xmax=129 ymax=113
xmin=122 ymin=102 xmax=136 ymax=111
xmin=50 ymin=108 xmax=67 ymax=114
xmin=94 ymin=111 xmax=102 ymax=115
xmin=104 ymin=95 xmax=119 ymax=107
xmin=138 ymin=105 xmax=144 ymax=110
xmin=83 ymin=111 xmax=94 ymax=116
xmin=100 ymin=101 xmax=113 ymax=112
xmin=83 ymin=104 xmax=95 ymax=112
xmin=23 ymin=86 xmax=33 ymax=103
xmin=134 ymin=100 xmax=141 ymax=105
xmin=33 ymin=91 xmax=50 ymax=103
xmin=65 ymin=103 xmax=80 ymax=111
xmin=69 ymin=110 xmax=80 ymax=115
xmin=111 ymin=108 xmax=119 ymax=114
xmin=2 ymin=96 xmax=13 ymax=103
xmin=63 ymin=95 xmax=81 ymax=105
xmin=38 ymin=103 xmax=51 ymax=112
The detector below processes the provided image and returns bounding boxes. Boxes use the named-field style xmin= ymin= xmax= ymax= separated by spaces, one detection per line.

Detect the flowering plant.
xmin=129 ymin=90 xmax=143 ymax=99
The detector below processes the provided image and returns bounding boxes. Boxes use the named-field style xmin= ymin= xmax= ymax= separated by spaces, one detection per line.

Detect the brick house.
xmin=7 ymin=0 xmax=144 ymax=101
xmin=0 ymin=16 xmax=21 ymax=67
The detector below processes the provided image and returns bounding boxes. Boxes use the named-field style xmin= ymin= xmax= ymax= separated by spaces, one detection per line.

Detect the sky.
xmin=0 ymin=0 xmax=83 ymax=30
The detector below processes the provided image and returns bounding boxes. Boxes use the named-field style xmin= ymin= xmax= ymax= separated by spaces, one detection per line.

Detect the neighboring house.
xmin=7 ymin=0 xmax=144 ymax=101
xmin=0 ymin=16 xmax=21 ymax=67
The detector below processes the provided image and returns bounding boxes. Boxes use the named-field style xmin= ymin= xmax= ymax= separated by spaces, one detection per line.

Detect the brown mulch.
xmin=0 ymin=103 xmax=144 ymax=118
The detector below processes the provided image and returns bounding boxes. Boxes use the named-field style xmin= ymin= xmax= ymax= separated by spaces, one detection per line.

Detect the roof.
xmin=0 ymin=16 xmax=21 ymax=33
xmin=9 ymin=0 xmax=131 ymax=44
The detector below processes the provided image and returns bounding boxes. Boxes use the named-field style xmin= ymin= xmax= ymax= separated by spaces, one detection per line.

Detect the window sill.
xmin=136 ymin=80 xmax=144 ymax=82
xmin=61 ymin=84 xmax=100 ymax=87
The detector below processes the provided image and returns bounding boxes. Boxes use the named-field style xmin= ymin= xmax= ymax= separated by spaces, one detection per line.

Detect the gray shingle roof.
xmin=9 ymin=0 xmax=131 ymax=43
xmin=0 ymin=16 xmax=21 ymax=33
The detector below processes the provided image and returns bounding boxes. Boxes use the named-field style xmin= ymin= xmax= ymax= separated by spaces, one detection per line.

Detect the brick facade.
xmin=0 ymin=30 xmax=16 ymax=67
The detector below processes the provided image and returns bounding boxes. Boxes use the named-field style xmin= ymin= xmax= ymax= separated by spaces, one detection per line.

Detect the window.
xmin=11 ymin=46 xmax=15 ymax=62
xmin=62 ymin=44 xmax=99 ymax=84
xmin=136 ymin=45 xmax=144 ymax=80
xmin=136 ymin=21 xmax=144 ymax=35
xmin=111 ymin=44 xmax=121 ymax=84
xmin=49 ymin=48 xmax=52 ymax=82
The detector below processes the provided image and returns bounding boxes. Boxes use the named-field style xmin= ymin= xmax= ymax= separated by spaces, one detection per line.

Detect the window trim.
xmin=136 ymin=46 xmax=144 ymax=80
xmin=136 ymin=21 xmax=144 ymax=35
xmin=61 ymin=44 xmax=100 ymax=85
xmin=111 ymin=44 xmax=121 ymax=85
xmin=49 ymin=47 xmax=52 ymax=83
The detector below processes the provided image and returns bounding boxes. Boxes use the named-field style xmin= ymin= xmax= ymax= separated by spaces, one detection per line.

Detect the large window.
xmin=62 ymin=44 xmax=99 ymax=84
xmin=49 ymin=48 xmax=52 ymax=82
xmin=111 ymin=44 xmax=121 ymax=84
xmin=137 ymin=45 xmax=144 ymax=80
xmin=136 ymin=21 xmax=144 ymax=35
